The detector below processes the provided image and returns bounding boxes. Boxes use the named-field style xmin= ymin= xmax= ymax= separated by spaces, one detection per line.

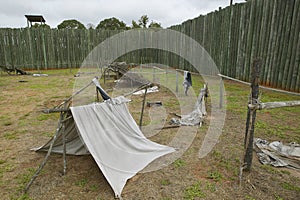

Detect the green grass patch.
xmin=184 ymin=181 xmax=206 ymax=199
xmin=37 ymin=114 xmax=51 ymax=121
xmin=274 ymin=193 xmax=284 ymax=200
xmin=161 ymin=179 xmax=171 ymax=186
xmin=3 ymin=120 xmax=13 ymax=126
xmin=12 ymin=193 xmax=33 ymax=200
xmin=173 ymin=159 xmax=186 ymax=169
xmin=210 ymin=150 xmax=236 ymax=172
xmin=16 ymin=168 xmax=35 ymax=191
xmin=205 ymin=181 xmax=216 ymax=192
xmin=28 ymin=83 xmax=53 ymax=90
xmin=1 ymin=115 xmax=13 ymax=126
xmin=260 ymin=165 xmax=281 ymax=175
xmin=18 ymin=120 xmax=27 ymax=127
xmin=90 ymin=184 xmax=98 ymax=191
xmin=75 ymin=178 xmax=88 ymax=187
xmin=42 ymin=132 xmax=53 ymax=138
xmin=281 ymin=182 xmax=300 ymax=192
xmin=245 ymin=195 xmax=256 ymax=200
xmin=280 ymin=170 xmax=291 ymax=175
xmin=4 ymin=132 xmax=18 ymax=140
xmin=19 ymin=112 xmax=31 ymax=121
xmin=255 ymin=120 xmax=289 ymax=140
xmin=4 ymin=163 xmax=15 ymax=172
xmin=207 ymin=170 xmax=222 ymax=182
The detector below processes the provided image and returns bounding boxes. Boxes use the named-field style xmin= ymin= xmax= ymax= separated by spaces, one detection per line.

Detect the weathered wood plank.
xmin=258 ymin=100 xmax=300 ymax=110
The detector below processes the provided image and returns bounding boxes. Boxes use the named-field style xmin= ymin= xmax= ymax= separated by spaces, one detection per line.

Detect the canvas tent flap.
xmin=32 ymin=112 xmax=89 ymax=155
xmin=70 ymin=96 xmax=175 ymax=197
xmin=33 ymin=95 xmax=174 ymax=198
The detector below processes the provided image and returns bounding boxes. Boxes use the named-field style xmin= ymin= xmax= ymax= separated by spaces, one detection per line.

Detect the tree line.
xmin=32 ymin=15 xmax=162 ymax=30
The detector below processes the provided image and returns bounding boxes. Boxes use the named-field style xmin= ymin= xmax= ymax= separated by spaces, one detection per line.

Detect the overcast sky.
xmin=0 ymin=0 xmax=246 ymax=28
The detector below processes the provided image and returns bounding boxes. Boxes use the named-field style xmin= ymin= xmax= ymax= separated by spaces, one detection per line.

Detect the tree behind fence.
xmin=0 ymin=0 xmax=299 ymax=92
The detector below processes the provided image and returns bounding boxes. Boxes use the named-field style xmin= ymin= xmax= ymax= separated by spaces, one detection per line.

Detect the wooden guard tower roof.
xmin=25 ymin=15 xmax=46 ymax=27
xmin=25 ymin=15 xmax=45 ymax=23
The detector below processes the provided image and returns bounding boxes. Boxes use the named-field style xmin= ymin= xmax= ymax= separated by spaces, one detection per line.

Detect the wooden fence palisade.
xmin=170 ymin=0 xmax=300 ymax=92
xmin=0 ymin=0 xmax=299 ymax=92
xmin=0 ymin=28 xmax=121 ymax=70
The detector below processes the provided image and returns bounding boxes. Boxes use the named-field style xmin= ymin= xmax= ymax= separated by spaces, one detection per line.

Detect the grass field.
xmin=0 ymin=69 xmax=299 ymax=200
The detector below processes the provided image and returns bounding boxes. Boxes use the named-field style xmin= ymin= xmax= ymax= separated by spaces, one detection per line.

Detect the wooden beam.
xmin=42 ymin=108 xmax=70 ymax=113
xmin=218 ymin=74 xmax=300 ymax=96
xmin=258 ymin=100 xmax=300 ymax=110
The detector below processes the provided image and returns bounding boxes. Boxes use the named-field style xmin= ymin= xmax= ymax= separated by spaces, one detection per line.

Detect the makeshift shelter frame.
xmin=24 ymin=78 xmax=153 ymax=194
xmin=24 ymin=78 xmax=98 ymax=193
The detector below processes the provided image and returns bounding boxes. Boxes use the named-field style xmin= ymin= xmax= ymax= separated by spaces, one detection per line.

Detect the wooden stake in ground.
xmin=139 ymin=87 xmax=148 ymax=129
xmin=243 ymin=59 xmax=261 ymax=171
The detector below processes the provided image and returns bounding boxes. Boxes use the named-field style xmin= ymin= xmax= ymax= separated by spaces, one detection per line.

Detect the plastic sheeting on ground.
xmin=170 ymin=87 xmax=207 ymax=126
xmin=34 ymin=96 xmax=175 ymax=198
xmin=254 ymin=138 xmax=300 ymax=170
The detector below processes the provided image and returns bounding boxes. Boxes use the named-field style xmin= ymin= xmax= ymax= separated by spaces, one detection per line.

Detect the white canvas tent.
xmin=26 ymin=79 xmax=175 ymax=198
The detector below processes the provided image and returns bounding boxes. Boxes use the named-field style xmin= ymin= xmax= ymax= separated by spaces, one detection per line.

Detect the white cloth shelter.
xmin=34 ymin=96 xmax=175 ymax=198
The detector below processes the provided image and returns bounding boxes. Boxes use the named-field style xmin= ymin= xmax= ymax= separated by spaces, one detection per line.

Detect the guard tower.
xmin=25 ymin=15 xmax=46 ymax=27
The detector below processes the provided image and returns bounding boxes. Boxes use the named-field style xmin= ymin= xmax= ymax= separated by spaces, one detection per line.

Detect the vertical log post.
xmin=62 ymin=120 xmax=67 ymax=175
xmin=243 ymin=59 xmax=261 ymax=171
xmin=152 ymin=67 xmax=156 ymax=82
xmin=41 ymin=28 xmax=47 ymax=70
xmin=219 ymin=78 xmax=224 ymax=109
xmin=175 ymin=71 xmax=179 ymax=93
xmin=139 ymin=88 xmax=148 ymax=129
xmin=62 ymin=102 xmax=68 ymax=176
xmin=96 ymin=86 xmax=100 ymax=102
xmin=165 ymin=66 xmax=168 ymax=86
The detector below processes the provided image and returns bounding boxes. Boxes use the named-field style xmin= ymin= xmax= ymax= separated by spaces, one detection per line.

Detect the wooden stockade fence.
xmin=0 ymin=0 xmax=299 ymax=92
xmin=0 ymin=28 xmax=121 ymax=71
xmin=171 ymin=0 xmax=300 ymax=92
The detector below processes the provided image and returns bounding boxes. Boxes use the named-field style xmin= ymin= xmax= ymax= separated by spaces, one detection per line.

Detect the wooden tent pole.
xmin=139 ymin=88 xmax=148 ymax=129
xmin=123 ymin=82 xmax=152 ymax=97
xmin=62 ymin=112 xmax=67 ymax=175
xmin=25 ymin=78 xmax=99 ymax=193
xmin=62 ymin=121 xmax=67 ymax=175
xmin=62 ymin=80 xmax=94 ymax=106
xmin=24 ymin=112 xmax=64 ymax=193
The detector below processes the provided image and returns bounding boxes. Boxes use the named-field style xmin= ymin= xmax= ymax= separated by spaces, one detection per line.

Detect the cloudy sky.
xmin=0 ymin=0 xmax=246 ymax=28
